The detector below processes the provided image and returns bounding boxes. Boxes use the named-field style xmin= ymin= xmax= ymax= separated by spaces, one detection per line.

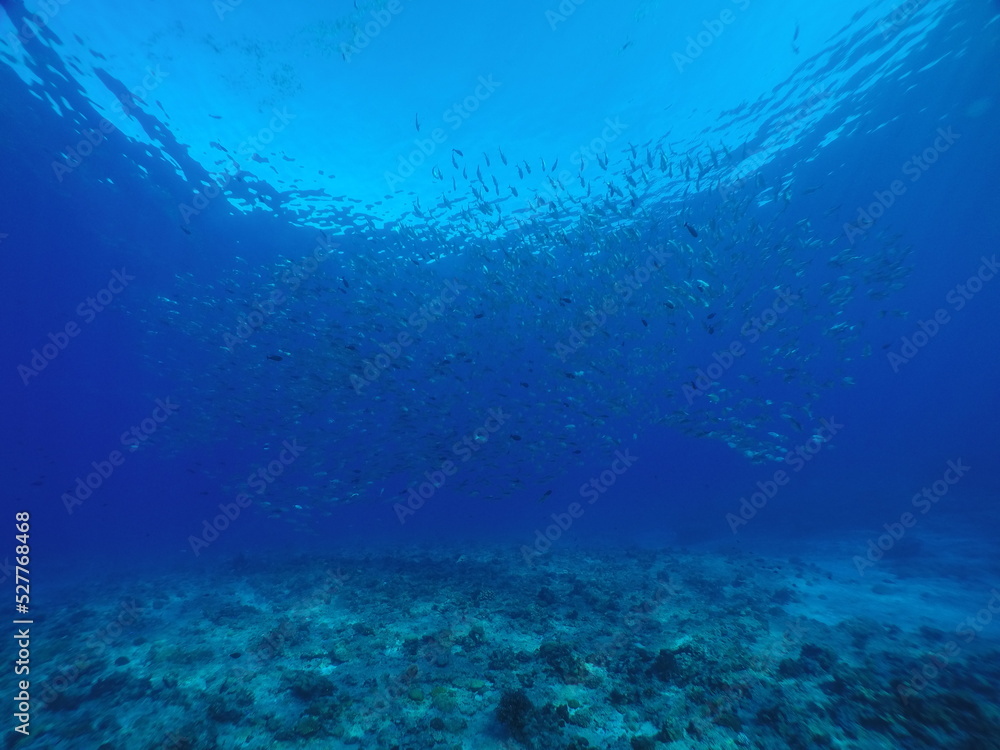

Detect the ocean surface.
xmin=2 ymin=0 xmax=1000 ymax=747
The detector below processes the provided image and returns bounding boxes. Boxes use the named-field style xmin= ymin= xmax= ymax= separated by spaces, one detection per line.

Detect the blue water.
xmin=3 ymin=0 xmax=1000 ymax=748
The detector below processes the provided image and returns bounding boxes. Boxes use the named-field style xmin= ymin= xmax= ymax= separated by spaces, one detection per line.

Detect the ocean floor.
xmin=23 ymin=534 xmax=1000 ymax=750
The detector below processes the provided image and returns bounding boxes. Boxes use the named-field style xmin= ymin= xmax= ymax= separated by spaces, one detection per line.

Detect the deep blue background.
xmin=1 ymin=0 xmax=998 ymax=590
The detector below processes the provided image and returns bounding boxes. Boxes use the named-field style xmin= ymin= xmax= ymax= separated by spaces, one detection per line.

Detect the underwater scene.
xmin=3 ymin=0 xmax=1000 ymax=747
